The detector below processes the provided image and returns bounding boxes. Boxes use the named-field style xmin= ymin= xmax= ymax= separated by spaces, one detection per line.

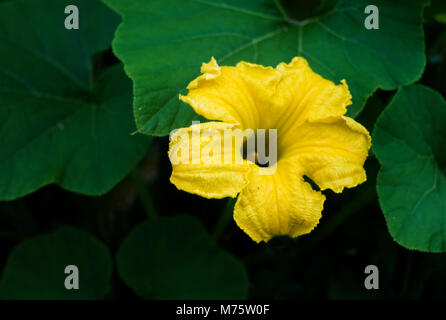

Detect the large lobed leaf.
xmin=373 ymin=85 xmax=446 ymax=252
xmin=104 ymin=0 xmax=427 ymax=136
xmin=0 ymin=0 xmax=151 ymax=200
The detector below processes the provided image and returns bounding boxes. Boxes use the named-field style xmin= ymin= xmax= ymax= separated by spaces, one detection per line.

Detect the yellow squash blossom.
xmin=168 ymin=57 xmax=371 ymax=242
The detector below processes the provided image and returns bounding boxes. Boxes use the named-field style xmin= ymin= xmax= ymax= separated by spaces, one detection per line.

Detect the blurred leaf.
xmin=0 ymin=0 xmax=151 ymax=200
xmin=435 ymin=13 xmax=446 ymax=24
xmin=373 ymin=85 xmax=446 ymax=252
xmin=117 ymin=215 xmax=249 ymax=299
xmin=104 ymin=0 xmax=427 ymax=136
xmin=0 ymin=226 xmax=112 ymax=299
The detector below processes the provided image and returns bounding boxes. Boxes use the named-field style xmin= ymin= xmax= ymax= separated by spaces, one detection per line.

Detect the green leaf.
xmin=104 ymin=0 xmax=427 ymax=136
xmin=0 ymin=0 xmax=151 ymax=200
xmin=117 ymin=215 xmax=249 ymax=299
xmin=0 ymin=227 xmax=113 ymax=299
xmin=373 ymin=85 xmax=446 ymax=252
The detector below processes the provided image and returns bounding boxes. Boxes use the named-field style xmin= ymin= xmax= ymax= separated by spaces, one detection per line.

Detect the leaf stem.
xmin=212 ymin=197 xmax=237 ymax=241
xmin=130 ymin=168 xmax=158 ymax=221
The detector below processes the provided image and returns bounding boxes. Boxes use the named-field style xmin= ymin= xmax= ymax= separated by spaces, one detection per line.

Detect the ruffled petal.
xmin=283 ymin=116 xmax=371 ymax=193
xmin=276 ymin=57 xmax=351 ymax=120
xmin=180 ymin=57 xmax=351 ymax=133
xmin=233 ymin=157 xmax=326 ymax=242
xmin=169 ymin=121 xmax=255 ymax=199
xmin=180 ymin=57 xmax=275 ymax=130
xmin=176 ymin=56 xmax=371 ymax=243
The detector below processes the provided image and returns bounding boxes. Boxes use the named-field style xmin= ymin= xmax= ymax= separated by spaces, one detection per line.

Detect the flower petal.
xmin=233 ymin=158 xmax=326 ymax=242
xmin=273 ymin=60 xmax=353 ymax=156
xmin=180 ymin=57 xmax=351 ymax=132
xmin=275 ymin=57 xmax=352 ymax=124
xmin=283 ymin=117 xmax=371 ymax=193
xmin=169 ymin=121 xmax=255 ymax=199
xmin=180 ymin=57 xmax=276 ymax=129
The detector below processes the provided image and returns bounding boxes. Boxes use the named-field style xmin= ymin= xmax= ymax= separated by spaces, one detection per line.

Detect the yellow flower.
xmin=168 ymin=57 xmax=371 ymax=242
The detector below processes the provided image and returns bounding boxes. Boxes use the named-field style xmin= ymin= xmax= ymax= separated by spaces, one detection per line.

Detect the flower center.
xmin=240 ymin=129 xmax=278 ymax=168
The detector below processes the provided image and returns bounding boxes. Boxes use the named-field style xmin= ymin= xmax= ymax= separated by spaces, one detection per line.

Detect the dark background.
xmin=0 ymin=0 xmax=445 ymax=299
